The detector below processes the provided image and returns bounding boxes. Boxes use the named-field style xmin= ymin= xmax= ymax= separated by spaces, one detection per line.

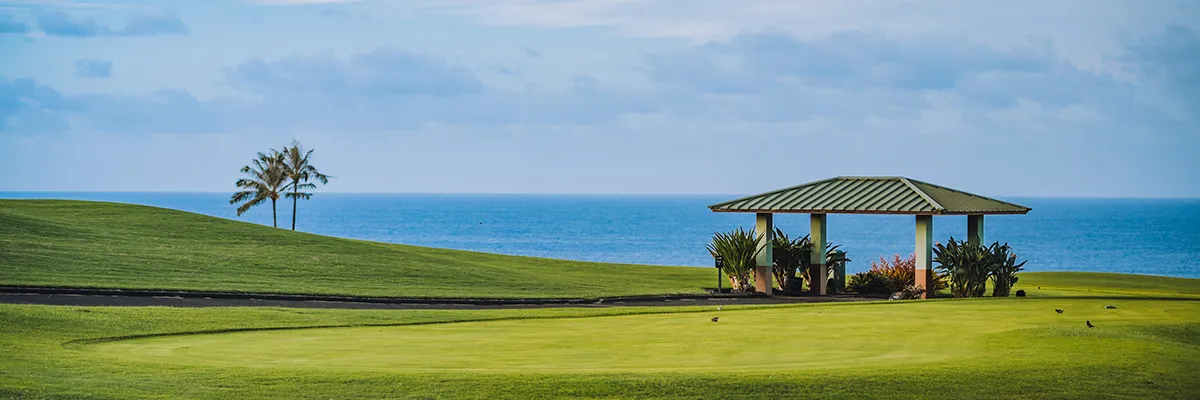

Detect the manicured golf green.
xmin=5 ymin=290 xmax=1199 ymax=399
xmin=0 ymin=200 xmax=710 ymax=298
xmin=86 ymin=298 xmax=1199 ymax=374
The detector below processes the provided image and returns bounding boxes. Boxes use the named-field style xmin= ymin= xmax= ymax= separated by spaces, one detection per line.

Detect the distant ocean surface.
xmin=3 ymin=193 xmax=1199 ymax=278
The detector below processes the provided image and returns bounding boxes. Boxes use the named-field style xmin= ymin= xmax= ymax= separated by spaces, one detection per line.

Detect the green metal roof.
xmin=709 ymin=177 xmax=1031 ymax=215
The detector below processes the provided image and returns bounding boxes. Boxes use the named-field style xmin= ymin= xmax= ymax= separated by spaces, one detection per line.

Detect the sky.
xmin=1 ymin=0 xmax=1197 ymax=197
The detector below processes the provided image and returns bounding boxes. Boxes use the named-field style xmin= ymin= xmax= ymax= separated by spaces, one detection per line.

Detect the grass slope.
xmin=1018 ymin=272 xmax=1200 ymax=298
xmin=3 ymin=293 xmax=1199 ymax=399
xmin=0 ymin=200 xmax=711 ymax=298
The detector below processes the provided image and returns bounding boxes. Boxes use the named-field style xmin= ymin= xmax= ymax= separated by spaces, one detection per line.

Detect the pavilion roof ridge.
xmin=709 ymin=176 xmax=1031 ymax=215
xmin=899 ymin=177 xmax=946 ymax=212
xmin=707 ymin=176 xmax=841 ymax=209
xmin=904 ymin=178 xmax=1031 ymax=212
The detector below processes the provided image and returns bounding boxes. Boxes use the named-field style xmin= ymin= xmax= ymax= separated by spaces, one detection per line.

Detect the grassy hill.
xmin=3 ymin=199 xmax=1197 ymax=300
xmin=0 ymin=200 xmax=712 ymax=298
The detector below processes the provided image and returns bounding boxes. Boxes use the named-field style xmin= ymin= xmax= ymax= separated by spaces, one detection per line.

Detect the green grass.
xmin=5 ymin=199 xmax=1195 ymax=301
xmin=4 ymin=295 xmax=1199 ymax=399
xmin=0 ymin=200 xmax=711 ymax=298
xmin=4 ymin=199 xmax=1200 ymax=398
xmin=1017 ymin=272 xmax=1200 ymax=298
xmin=84 ymin=298 xmax=1198 ymax=373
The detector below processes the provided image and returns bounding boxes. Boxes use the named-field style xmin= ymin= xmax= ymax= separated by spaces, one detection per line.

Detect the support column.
xmin=755 ymin=213 xmax=774 ymax=295
xmin=915 ymin=215 xmax=934 ymax=299
xmin=809 ymin=213 xmax=828 ymax=295
xmin=967 ymin=215 xmax=985 ymax=246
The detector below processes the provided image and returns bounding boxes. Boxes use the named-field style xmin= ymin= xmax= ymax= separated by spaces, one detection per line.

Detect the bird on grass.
xmin=711 ymin=317 xmax=719 ymax=322
xmin=1086 ymin=320 xmax=1095 ymax=328
xmin=1055 ymin=309 xmax=1064 ymax=314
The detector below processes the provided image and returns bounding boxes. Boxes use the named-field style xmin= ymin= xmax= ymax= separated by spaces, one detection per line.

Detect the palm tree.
xmin=279 ymin=140 xmax=331 ymax=231
xmin=230 ymin=151 xmax=287 ymax=227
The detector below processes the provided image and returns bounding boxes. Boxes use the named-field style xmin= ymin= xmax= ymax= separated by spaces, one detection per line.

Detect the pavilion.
xmin=708 ymin=177 xmax=1031 ymax=298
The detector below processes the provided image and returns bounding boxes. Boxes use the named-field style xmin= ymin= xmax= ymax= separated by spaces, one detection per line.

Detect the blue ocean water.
xmin=3 ymin=192 xmax=1198 ymax=278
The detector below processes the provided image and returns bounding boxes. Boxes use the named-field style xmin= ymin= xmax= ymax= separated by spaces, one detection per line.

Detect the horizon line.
xmin=2 ymin=190 xmax=1199 ymax=200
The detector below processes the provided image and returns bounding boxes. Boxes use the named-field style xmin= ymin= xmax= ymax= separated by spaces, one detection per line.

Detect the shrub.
xmin=856 ymin=254 xmax=946 ymax=295
xmin=872 ymin=254 xmax=915 ymax=289
xmin=706 ymin=228 xmax=764 ymax=293
xmin=989 ymin=242 xmax=1027 ymax=297
xmin=901 ymin=284 xmax=926 ymax=299
xmin=933 ymin=238 xmax=1027 ymax=298
xmin=770 ymin=228 xmax=851 ymax=293
xmin=847 ymin=270 xmax=891 ymax=295
xmin=933 ymin=238 xmax=991 ymax=297
xmin=771 ymin=228 xmax=810 ymax=294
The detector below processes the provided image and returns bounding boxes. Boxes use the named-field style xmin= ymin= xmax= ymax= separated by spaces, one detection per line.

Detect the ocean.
xmin=3 ymin=193 xmax=1198 ymax=278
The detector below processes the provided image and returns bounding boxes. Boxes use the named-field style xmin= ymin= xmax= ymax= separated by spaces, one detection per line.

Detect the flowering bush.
xmin=847 ymin=254 xmax=946 ymax=295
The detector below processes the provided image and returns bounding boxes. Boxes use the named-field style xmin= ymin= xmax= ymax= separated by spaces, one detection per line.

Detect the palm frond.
xmin=235 ymin=195 xmax=269 ymax=216
xmin=230 ymin=150 xmax=287 ymax=221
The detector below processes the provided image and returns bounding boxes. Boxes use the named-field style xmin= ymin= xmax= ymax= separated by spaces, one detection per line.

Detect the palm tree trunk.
xmin=271 ymin=198 xmax=277 ymax=228
xmin=291 ymin=184 xmax=298 ymax=231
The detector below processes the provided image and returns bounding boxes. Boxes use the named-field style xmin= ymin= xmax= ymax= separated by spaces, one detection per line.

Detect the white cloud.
xmin=403 ymin=0 xmax=1199 ymax=76
xmin=3 ymin=3 xmax=1198 ymax=195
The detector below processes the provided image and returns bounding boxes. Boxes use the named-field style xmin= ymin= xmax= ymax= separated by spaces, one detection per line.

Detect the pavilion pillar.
xmin=915 ymin=215 xmax=934 ymax=299
xmin=809 ymin=213 xmax=828 ymax=295
xmin=754 ymin=212 xmax=774 ymax=295
xmin=967 ymin=215 xmax=985 ymax=246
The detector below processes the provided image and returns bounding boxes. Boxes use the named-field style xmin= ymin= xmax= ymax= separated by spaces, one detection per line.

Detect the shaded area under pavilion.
xmin=709 ymin=176 xmax=1031 ymax=298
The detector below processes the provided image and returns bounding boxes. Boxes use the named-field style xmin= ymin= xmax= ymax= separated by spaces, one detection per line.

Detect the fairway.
xmin=87 ymin=299 xmax=1200 ymax=374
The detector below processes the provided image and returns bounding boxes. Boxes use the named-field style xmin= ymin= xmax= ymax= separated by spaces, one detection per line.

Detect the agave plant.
xmin=772 ymin=228 xmax=811 ymax=293
xmin=706 ymin=228 xmax=764 ymax=293
xmin=933 ymin=237 xmax=992 ymax=297
xmin=989 ymin=242 xmax=1027 ymax=297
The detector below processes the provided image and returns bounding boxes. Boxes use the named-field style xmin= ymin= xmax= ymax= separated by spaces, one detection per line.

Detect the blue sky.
xmin=1 ymin=0 xmax=1197 ymax=196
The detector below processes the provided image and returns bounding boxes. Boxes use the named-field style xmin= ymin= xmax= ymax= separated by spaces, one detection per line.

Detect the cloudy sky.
xmin=1 ymin=0 xmax=1197 ymax=196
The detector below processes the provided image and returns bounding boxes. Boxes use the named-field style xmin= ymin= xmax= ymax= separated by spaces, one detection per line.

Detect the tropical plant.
xmin=866 ymin=253 xmax=949 ymax=295
xmin=279 ymin=140 xmax=332 ymax=231
xmin=796 ymin=243 xmax=850 ymax=291
xmin=989 ymin=242 xmax=1027 ymax=297
xmin=933 ymin=238 xmax=992 ymax=297
xmin=706 ymin=228 xmax=763 ymax=292
xmin=769 ymin=229 xmax=851 ymax=293
xmin=772 ymin=227 xmax=810 ymax=293
xmin=846 ymin=270 xmax=890 ymax=295
xmin=900 ymin=284 xmax=926 ymax=299
xmin=229 ymin=151 xmax=287 ymax=227
xmin=872 ymin=254 xmax=915 ymax=292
